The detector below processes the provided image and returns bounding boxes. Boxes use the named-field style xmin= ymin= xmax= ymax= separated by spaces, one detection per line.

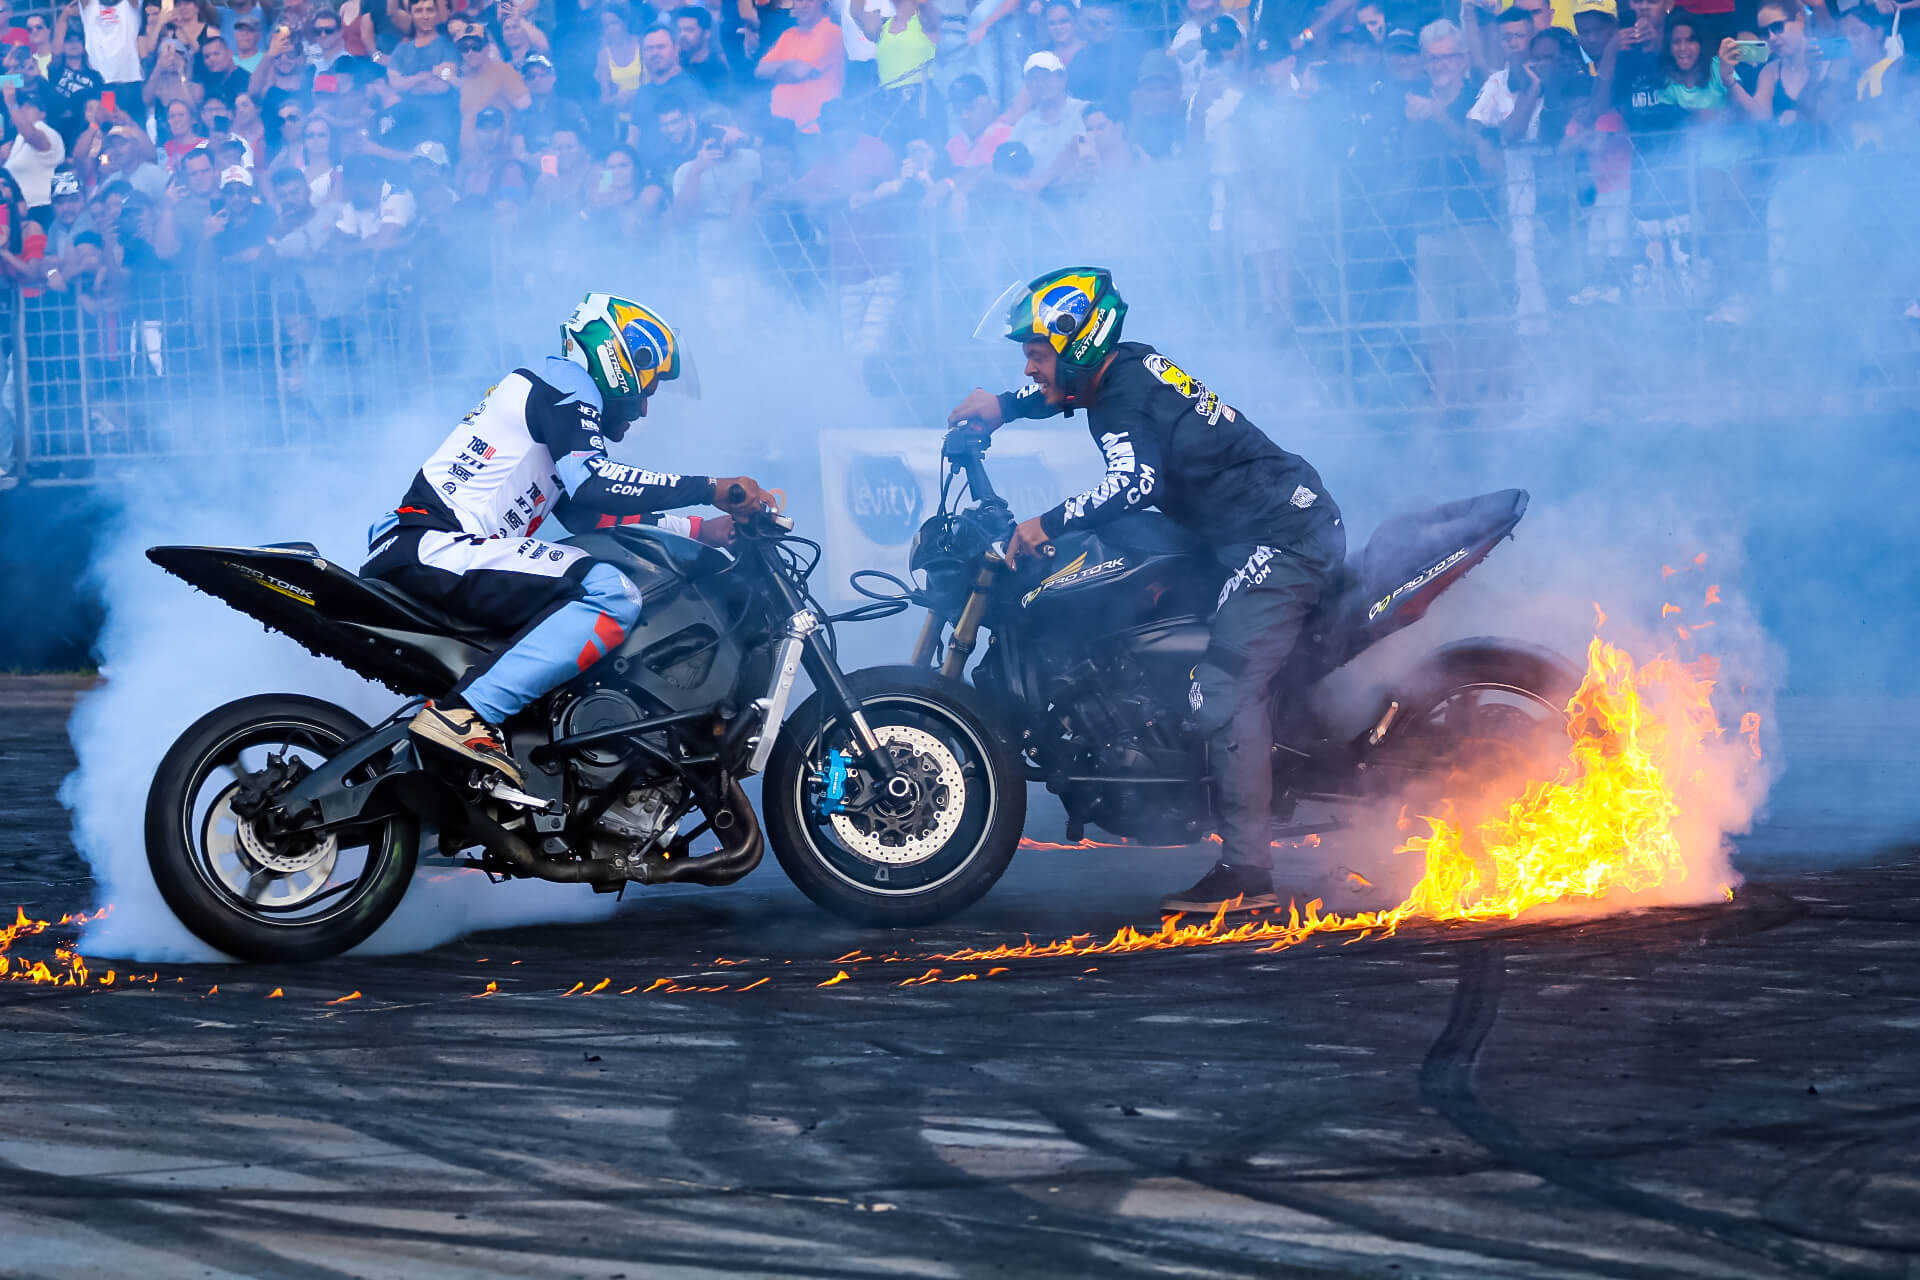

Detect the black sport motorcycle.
xmin=144 ymin=508 xmax=1025 ymax=962
xmin=853 ymin=427 xmax=1582 ymax=849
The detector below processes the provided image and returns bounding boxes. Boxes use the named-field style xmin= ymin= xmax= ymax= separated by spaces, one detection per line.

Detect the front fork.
xmin=743 ymin=544 xmax=898 ymax=784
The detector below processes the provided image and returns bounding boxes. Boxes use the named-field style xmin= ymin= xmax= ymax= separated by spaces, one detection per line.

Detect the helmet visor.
xmin=973 ymin=280 xmax=1032 ymax=343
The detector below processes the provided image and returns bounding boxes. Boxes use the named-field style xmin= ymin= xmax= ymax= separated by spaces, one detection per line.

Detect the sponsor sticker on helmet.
xmin=596 ymin=339 xmax=630 ymax=395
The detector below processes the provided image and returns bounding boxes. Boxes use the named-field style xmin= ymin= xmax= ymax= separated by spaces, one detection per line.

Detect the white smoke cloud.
xmin=63 ymin=445 xmax=625 ymax=963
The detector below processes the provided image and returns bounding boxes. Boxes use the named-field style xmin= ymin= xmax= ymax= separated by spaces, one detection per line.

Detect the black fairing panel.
xmin=1019 ymin=513 xmax=1225 ymax=634
xmin=146 ymin=543 xmax=490 ymax=696
xmin=562 ymin=526 xmax=759 ymax=714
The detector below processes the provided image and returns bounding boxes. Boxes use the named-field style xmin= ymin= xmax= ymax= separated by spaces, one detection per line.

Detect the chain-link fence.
xmin=5 ymin=125 xmax=1916 ymax=480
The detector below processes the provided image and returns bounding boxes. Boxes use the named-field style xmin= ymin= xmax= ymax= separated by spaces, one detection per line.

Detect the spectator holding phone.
xmin=494 ymin=0 xmax=550 ymax=68
xmin=1725 ymin=0 xmax=1833 ymax=143
xmin=143 ymin=29 xmax=205 ymax=117
xmin=3 ymin=83 xmax=67 ymax=223
xmin=249 ymin=27 xmax=317 ymax=143
xmin=169 ymin=0 xmax=216 ymax=54
xmin=580 ymin=141 xmax=647 ymax=235
xmin=529 ymin=119 xmax=590 ymax=210
xmin=79 ymin=115 xmax=165 ymax=194
xmin=2 ymin=40 xmax=50 ymax=110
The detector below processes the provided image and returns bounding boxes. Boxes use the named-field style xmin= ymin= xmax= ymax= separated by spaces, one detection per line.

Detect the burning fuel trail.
xmin=924 ymin=628 xmax=1763 ymax=967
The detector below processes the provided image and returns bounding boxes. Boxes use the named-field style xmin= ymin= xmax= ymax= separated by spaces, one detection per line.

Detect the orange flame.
xmin=818 ymin=970 xmax=852 ymax=987
xmin=925 ymin=634 xmax=1756 ymax=966
xmin=325 ymin=991 xmax=362 ymax=1005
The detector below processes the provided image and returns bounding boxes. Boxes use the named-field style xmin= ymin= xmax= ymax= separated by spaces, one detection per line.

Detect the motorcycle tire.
xmin=145 ymin=694 xmax=419 ymax=962
xmin=765 ymin=666 xmax=1026 ymax=927
xmin=1369 ymin=639 xmax=1583 ymax=801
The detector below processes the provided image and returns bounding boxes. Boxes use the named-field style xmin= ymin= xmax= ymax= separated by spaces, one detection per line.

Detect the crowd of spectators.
xmin=0 ymin=0 xmax=1914 ymax=477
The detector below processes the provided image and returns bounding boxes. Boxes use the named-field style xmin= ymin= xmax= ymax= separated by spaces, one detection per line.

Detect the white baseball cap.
xmin=1023 ymin=50 xmax=1066 ymax=74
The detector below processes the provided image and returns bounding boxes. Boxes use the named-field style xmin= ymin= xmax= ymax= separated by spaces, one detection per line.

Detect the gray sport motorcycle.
xmin=144 ymin=506 xmax=1024 ymax=962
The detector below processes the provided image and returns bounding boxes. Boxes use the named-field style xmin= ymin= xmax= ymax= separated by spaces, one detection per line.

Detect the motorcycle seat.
xmin=352 ymin=575 xmax=503 ymax=643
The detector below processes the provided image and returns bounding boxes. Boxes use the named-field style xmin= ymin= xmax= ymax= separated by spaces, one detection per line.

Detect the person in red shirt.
xmin=755 ymin=0 xmax=843 ymax=132
xmin=945 ymin=72 xmax=1010 ymax=170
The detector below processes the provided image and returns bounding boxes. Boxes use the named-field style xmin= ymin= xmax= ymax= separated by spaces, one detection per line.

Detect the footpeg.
xmin=480 ymin=777 xmax=553 ymax=811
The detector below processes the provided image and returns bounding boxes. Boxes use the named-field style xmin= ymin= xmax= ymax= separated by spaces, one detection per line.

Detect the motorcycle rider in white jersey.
xmin=363 ymin=294 xmax=770 ymax=786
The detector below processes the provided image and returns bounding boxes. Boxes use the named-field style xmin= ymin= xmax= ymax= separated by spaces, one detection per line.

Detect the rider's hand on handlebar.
xmin=695 ymin=514 xmax=736 ymax=547
xmin=1007 ymin=515 xmax=1054 ymax=567
xmin=710 ymin=476 xmax=772 ymax=517
xmin=947 ymin=388 xmax=1003 ymax=433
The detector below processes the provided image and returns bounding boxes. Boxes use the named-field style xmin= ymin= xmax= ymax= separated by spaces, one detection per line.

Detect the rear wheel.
xmin=145 ymin=695 xmax=419 ymax=962
xmin=765 ymin=666 xmax=1026 ymax=926
xmin=1372 ymin=642 xmax=1581 ymax=811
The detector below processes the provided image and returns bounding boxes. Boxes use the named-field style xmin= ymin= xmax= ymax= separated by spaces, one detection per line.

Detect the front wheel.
xmin=145 ymin=694 xmax=419 ymax=962
xmin=765 ymin=666 xmax=1025 ymax=926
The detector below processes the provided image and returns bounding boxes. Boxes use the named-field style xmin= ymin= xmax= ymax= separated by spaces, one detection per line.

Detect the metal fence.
xmin=7 ymin=131 xmax=1917 ymax=480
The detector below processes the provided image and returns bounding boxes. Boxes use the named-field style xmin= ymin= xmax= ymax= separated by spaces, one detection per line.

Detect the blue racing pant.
xmin=363 ymin=528 xmax=643 ymax=724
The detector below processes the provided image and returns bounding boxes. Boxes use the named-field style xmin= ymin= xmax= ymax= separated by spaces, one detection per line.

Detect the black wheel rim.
xmin=177 ymin=716 xmax=404 ymax=931
xmin=790 ymin=694 xmax=998 ymax=898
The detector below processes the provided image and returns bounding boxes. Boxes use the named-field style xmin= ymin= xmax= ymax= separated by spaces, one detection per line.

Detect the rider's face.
xmin=1022 ymin=338 xmax=1066 ymax=406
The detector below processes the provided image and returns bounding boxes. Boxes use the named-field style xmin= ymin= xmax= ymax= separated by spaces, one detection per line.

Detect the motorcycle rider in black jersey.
xmin=949 ymin=267 xmax=1346 ymax=914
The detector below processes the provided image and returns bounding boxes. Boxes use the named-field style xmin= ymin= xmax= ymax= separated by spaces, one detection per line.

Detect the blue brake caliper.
xmin=815 ymin=749 xmax=852 ymax=816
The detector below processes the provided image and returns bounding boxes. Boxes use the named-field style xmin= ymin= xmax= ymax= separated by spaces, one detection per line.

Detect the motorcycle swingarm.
xmin=280 ymin=717 xmax=420 ymax=826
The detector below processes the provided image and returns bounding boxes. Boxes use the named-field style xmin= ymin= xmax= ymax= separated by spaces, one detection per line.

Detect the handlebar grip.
xmin=727 ymin=483 xmax=746 ymax=505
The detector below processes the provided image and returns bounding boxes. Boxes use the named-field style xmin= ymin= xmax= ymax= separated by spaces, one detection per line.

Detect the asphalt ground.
xmin=3 ymin=676 xmax=1918 ymax=1280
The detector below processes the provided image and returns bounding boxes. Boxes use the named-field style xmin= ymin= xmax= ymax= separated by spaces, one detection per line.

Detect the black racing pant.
xmin=1186 ymin=518 xmax=1346 ymax=870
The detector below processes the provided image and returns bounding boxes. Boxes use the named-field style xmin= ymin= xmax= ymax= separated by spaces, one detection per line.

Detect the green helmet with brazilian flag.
xmin=560 ymin=293 xmax=694 ymax=428
xmin=975 ymin=267 xmax=1127 ymax=406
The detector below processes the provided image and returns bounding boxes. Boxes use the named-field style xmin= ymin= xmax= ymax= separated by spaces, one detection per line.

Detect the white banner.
xmin=816 ymin=426 xmax=1094 ymax=602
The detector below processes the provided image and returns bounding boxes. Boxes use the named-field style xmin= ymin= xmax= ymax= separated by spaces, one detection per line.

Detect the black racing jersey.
xmin=373 ymin=357 xmax=712 ymax=546
xmin=1000 ymin=342 xmax=1341 ymax=548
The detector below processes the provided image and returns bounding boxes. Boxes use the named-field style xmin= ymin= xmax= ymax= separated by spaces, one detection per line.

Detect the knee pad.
xmin=581 ymin=563 xmax=644 ymax=630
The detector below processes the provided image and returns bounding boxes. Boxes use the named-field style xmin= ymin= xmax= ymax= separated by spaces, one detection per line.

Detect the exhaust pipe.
xmin=628 ymin=781 xmax=764 ymax=887
xmin=411 ymin=775 xmax=763 ymax=888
